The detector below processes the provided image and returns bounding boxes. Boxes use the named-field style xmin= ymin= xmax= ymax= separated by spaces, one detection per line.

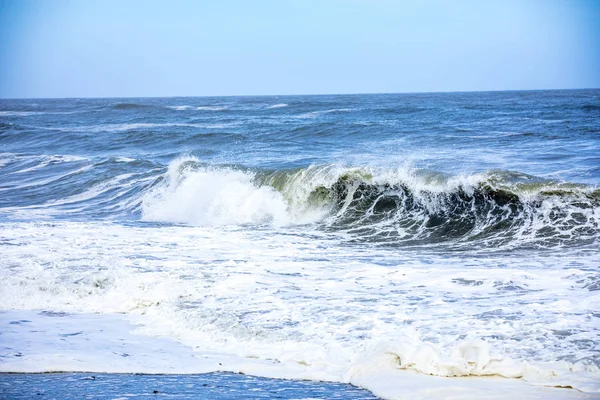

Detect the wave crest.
xmin=316 ymin=172 xmax=599 ymax=248
xmin=141 ymin=158 xmax=599 ymax=249
xmin=142 ymin=157 xmax=293 ymax=226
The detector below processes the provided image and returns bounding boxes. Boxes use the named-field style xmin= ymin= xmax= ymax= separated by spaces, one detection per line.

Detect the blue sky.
xmin=1 ymin=0 xmax=599 ymax=98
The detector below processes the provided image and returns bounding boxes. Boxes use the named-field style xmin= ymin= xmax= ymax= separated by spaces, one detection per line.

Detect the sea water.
xmin=0 ymin=90 xmax=599 ymax=399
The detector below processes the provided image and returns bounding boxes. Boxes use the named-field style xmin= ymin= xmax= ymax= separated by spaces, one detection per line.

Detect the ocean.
xmin=0 ymin=90 xmax=599 ymax=399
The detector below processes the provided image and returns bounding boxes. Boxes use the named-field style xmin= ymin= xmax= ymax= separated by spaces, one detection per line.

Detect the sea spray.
xmin=139 ymin=157 xmax=600 ymax=249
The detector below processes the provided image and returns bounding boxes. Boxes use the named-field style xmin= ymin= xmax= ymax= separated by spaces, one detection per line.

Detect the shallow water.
xmin=0 ymin=372 xmax=377 ymax=399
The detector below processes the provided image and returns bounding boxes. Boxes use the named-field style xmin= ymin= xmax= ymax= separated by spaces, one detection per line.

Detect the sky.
xmin=0 ymin=0 xmax=599 ymax=98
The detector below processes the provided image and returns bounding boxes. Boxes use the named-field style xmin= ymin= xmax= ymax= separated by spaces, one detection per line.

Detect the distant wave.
xmin=113 ymin=156 xmax=136 ymax=163
xmin=167 ymin=105 xmax=228 ymax=111
xmin=582 ymin=104 xmax=600 ymax=112
xmin=296 ymin=108 xmax=355 ymax=118
xmin=0 ymin=153 xmax=158 ymax=218
xmin=195 ymin=106 xmax=227 ymax=111
xmin=377 ymin=105 xmax=430 ymax=114
xmin=111 ymin=103 xmax=156 ymax=110
xmin=266 ymin=103 xmax=288 ymax=109
xmin=32 ymin=122 xmax=239 ymax=133
xmin=0 ymin=111 xmax=46 ymax=117
xmin=0 ymin=153 xmax=85 ymax=173
xmin=167 ymin=105 xmax=195 ymax=111
xmin=0 ymin=110 xmax=82 ymax=117
xmin=92 ymin=123 xmax=201 ymax=132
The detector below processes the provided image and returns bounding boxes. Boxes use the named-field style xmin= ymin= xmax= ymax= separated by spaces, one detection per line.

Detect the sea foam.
xmin=142 ymin=157 xmax=292 ymax=226
xmin=1 ymin=220 xmax=598 ymax=398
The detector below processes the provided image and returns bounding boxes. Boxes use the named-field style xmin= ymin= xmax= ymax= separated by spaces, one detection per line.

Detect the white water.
xmin=1 ymin=220 xmax=598 ymax=398
xmin=142 ymin=160 xmax=293 ymax=226
xmin=138 ymin=157 xmax=599 ymax=255
xmin=266 ymin=103 xmax=288 ymax=109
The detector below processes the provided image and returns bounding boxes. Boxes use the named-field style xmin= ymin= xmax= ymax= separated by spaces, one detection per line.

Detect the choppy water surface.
xmin=1 ymin=90 xmax=599 ymax=399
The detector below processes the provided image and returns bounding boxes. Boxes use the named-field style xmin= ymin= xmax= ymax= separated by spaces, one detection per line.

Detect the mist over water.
xmin=1 ymin=90 xmax=599 ymax=399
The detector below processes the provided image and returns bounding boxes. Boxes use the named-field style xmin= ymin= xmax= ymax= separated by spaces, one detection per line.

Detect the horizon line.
xmin=1 ymin=87 xmax=598 ymax=101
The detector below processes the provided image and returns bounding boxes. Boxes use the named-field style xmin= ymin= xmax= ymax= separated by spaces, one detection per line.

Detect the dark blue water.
xmin=2 ymin=91 xmax=599 ymax=174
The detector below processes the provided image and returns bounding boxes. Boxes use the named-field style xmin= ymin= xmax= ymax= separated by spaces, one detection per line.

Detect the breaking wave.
xmin=2 ymin=153 xmax=597 ymax=249
xmin=140 ymin=157 xmax=600 ymax=249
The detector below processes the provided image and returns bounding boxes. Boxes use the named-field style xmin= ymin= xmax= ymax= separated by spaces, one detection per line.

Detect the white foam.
xmin=0 ymin=220 xmax=598 ymax=398
xmin=34 ymin=122 xmax=237 ymax=133
xmin=0 ymin=310 xmax=217 ymax=374
xmin=114 ymin=156 xmax=136 ymax=163
xmin=5 ymin=154 xmax=88 ymax=175
xmin=0 ymin=311 xmax=589 ymax=400
xmin=267 ymin=103 xmax=288 ymax=109
xmin=139 ymin=159 xmax=599 ymax=249
xmin=296 ymin=108 xmax=355 ymax=118
xmin=0 ymin=110 xmax=81 ymax=116
xmin=167 ymin=105 xmax=227 ymax=111
xmin=195 ymin=106 xmax=228 ymax=111
xmin=141 ymin=157 xmax=329 ymax=226
xmin=76 ymin=123 xmax=202 ymax=132
xmin=142 ymin=157 xmax=292 ymax=226
xmin=0 ymin=111 xmax=51 ymax=116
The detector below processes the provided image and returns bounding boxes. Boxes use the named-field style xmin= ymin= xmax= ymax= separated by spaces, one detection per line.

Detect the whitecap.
xmin=141 ymin=157 xmax=293 ymax=226
xmin=195 ymin=106 xmax=227 ymax=111
xmin=167 ymin=105 xmax=227 ymax=111
xmin=296 ymin=108 xmax=355 ymax=118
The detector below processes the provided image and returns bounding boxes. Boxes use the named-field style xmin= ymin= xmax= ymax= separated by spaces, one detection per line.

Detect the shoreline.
xmin=0 ymin=371 xmax=379 ymax=399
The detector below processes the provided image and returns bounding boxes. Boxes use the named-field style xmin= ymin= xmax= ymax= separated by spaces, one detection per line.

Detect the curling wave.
xmin=311 ymin=172 xmax=600 ymax=249
xmin=141 ymin=157 xmax=600 ymax=249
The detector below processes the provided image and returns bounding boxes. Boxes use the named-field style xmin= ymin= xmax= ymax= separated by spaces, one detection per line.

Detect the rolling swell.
xmin=110 ymin=102 xmax=157 ymax=110
xmin=0 ymin=153 xmax=160 ymax=219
